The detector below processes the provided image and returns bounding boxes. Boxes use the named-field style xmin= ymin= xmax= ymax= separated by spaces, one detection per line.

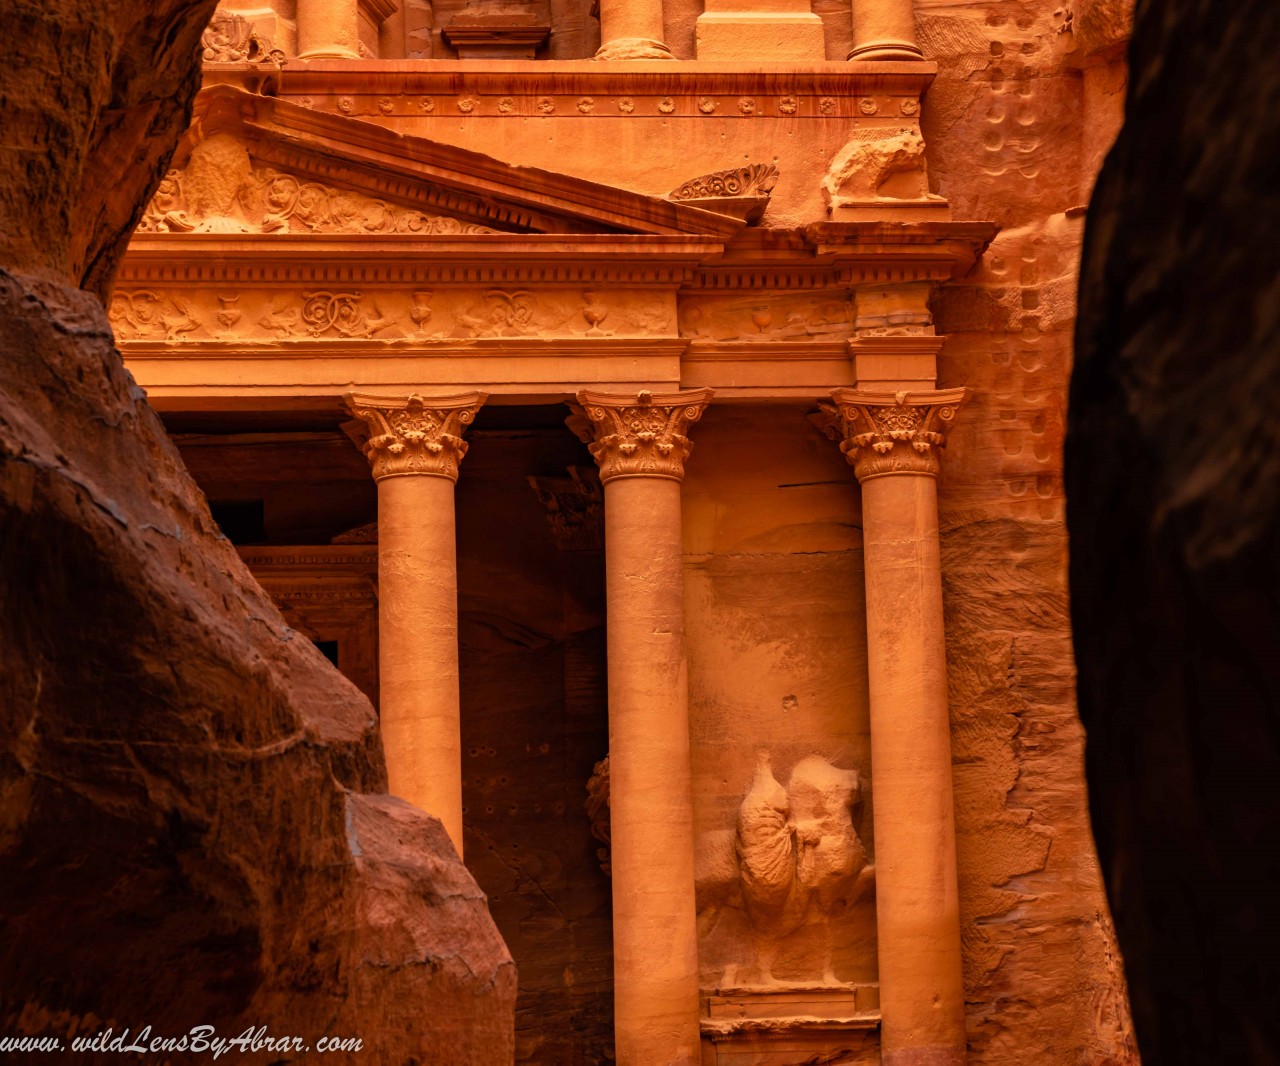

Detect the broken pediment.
xmin=138 ymin=86 xmax=745 ymax=240
xmin=139 ymin=134 xmax=504 ymax=236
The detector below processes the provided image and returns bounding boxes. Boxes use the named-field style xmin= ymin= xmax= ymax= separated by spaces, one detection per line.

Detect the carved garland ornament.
xmin=344 ymin=392 xmax=488 ymax=482
xmin=819 ymin=388 xmax=968 ymax=480
xmin=569 ymin=388 xmax=713 ymax=483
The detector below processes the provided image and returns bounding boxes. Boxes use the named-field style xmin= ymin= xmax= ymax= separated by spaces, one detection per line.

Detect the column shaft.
xmin=822 ymin=387 xmax=968 ymax=1065
xmin=861 ymin=473 xmax=966 ymax=1065
xmin=605 ymin=476 xmax=700 ymax=1066
xmin=848 ymin=0 xmax=923 ymax=60
xmin=345 ymin=391 xmax=487 ymax=860
xmin=570 ymin=388 xmax=713 ymax=1066
xmin=596 ymin=0 xmax=674 ymax=59
xmin=297 ymin=0 xmax=361 ymax=59
xmin=377 ymin=474 xmax=464 ymax=852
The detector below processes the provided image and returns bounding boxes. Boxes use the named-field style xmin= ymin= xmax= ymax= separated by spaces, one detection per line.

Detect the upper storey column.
xmin=822 ymin=388 xmax=968 ymax=1066
xmin=847 ymin=0 xmax=924 ymax=60
xmin=569 ymin=388 xmax=713 ymax=1066
xmin=595 ymin=0 xmax=675 ymax=59
xmin=297 ymin=0 xmax=361 ymax=58
xmin=345 ymin=391 xmax=488 ymax=858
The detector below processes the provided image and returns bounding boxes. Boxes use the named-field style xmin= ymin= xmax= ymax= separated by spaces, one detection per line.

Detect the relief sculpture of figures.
xmin=698 ymin=750 xmax=875 ymax=987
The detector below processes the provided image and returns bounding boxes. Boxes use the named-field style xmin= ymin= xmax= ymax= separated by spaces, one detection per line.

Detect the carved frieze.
xmin=107 ymin=286 xmax=678 ymax=343
xmin=137 ymin=133 xmax=501 ymax=235
xmin=201 ymin=10 xmax=283 ymax=65
xmin=818 ymin=388 xmax=968 ymax=480
xmin=680 ymin=293 xmax=854 ymax=342
xmin=344 ymin=392 xmax=488 ymax=481
xmin=568 ymin=388 xmax=713 ymax=483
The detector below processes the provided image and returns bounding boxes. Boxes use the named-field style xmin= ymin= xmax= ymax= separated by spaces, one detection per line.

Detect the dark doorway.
xmin=456 ymin=406 xmax=614 ymax=1065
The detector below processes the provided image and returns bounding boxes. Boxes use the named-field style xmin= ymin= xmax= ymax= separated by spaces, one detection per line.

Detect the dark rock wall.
xmin=0 ymin=2 xmax=515 ymax=1059
xmin=1069 ymin=0 xmax=1280 ymax=1062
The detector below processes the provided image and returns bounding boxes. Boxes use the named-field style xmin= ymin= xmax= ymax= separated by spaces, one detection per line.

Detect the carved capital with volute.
xmin=819 ymin=387 xmax=968 ymax=480
xmin=568 ymin=388 xmax=714 ymax=483
xmin=344 ymin=391 xmax=488 ymax=482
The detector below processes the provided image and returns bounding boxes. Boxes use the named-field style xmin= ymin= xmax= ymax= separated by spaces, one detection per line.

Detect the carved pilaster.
xmin=344 ymin=391 xmax=488 ymax=481
xmin=818 ymin=387 xmax=967 ymax=480
xmin=568 ymin=388 xmax=713 ymax=483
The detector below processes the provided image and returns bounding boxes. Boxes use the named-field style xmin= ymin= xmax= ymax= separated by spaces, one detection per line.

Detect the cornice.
xmin=258 ymin=60 xmax=938 ymax=101
xmin=119 ymin=234 xmax=719 ymax=287
xmin=182 ymin=87 xmax=743 ymax=238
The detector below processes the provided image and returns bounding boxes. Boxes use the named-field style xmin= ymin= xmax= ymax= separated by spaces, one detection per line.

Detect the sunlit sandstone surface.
xmin=2 ymin=0 xmax=1137 ymax=1063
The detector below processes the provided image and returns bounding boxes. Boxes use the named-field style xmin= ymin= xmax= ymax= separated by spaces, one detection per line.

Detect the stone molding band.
xmin=568 ymin=387 xmax=714 ymax=483
xmin=345 ymin=391 xmax=488 ymax=481
xmin=820 ymin=387 xmax=968 ymax=481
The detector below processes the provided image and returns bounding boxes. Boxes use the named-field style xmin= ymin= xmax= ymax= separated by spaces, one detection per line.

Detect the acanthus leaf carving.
xmin=344 ymin=392 xmax=488 ymax=482
xmin=817 ymin=387 xmax=968 ymax=480
xmin=568 ymin=388 xmax=714 ymax=483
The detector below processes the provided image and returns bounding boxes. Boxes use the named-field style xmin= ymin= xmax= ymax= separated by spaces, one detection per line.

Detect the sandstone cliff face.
xmin=918 ymin=0 xmax=1137 ymax=1060
xmin=0 ymin=2 xmax=515 ymax=1059
xmin=1070 ymin=0 xmax=1280 ymax=1061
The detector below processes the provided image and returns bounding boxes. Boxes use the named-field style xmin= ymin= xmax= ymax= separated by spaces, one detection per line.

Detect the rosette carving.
xmin=818 ymin=387 xmax=967 ymax=480
xmin=568 ymin=388 xmax=714 ymax=483
xmin=344 ymin=392 xmax=488 ymax=482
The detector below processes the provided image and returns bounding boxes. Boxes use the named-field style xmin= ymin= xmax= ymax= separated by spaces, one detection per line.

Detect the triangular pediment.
xmin=140 ymin=86 xmax=744 ymax=240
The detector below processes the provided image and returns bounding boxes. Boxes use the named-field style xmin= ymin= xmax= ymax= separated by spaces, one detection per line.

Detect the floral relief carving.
xmin=568 ymin=388 xmax=713 ymax=483
xmin=670 ymin=164 xmax=779 ymax=201
xmin=455 ymin=289 xmax=538 ymax=337
xmin=344 ymin=392 xmax=489 ymax=482
xmin=137 ymin=135 xmax=502 ymax=236
xmin=301 ymin=291 xmax=393 ymax=338
xmin=818 ymin=387 xmax=968 ymax=479
xmin=108 ymin=290 xmax=200 ymax=341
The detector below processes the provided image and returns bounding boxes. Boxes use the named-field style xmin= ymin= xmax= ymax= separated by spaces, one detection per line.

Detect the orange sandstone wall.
xmin=920 ymin=0 xmax=1136 ymax=1061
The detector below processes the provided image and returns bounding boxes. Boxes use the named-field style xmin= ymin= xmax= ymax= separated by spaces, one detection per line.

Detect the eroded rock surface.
xmin=0 ymin=2 xmax=515 ymax=1059
xmin=1070 ymin=0 xmax=1280 ymax=1060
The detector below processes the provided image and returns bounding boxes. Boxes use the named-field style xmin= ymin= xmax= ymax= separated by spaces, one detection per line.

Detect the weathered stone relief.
xmin=697 ymin=752 xmax=875 ymax=987
xmin=668 ymin=164 xmax=778 ymax=222
xmin=529 ymin=466 xmax=604 ymax=552
xmin=822 ymin=125 xmax=946 ymax=208
xmin=584 ymin=755 xmax=611 ymax=875
xmin=138 ymin=133 xmax=500 ymax=235
xmin=680 ymin=293 xmax=854 ymax=342
xmin=201 ymin=9 xmax=284 ymax=64
xmin=108 ymin=286 xmax=678 ymax=342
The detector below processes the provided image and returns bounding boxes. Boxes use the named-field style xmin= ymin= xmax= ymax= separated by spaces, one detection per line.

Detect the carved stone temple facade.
xmin=115 ymin=1 xmax=1138 ymax=1063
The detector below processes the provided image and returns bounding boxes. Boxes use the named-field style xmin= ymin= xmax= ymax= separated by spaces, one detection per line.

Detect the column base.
xmin=594 ymin=37 xmax=676 ymax=60
xmin=847 ymin=39 xmax=925 ymax=61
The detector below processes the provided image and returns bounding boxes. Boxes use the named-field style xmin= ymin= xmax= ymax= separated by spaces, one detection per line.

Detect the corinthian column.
xmin=569 ymin=388 xmax=713 ymax=1066
xmin=595 ymin=0 xmax=675 ymax=59
xmin=847 ymin=0 xmax=924 ymax=60
xmin=821 ymin=387 xmax=968 ymax=1066
xmin=344 ymin=391 xmax=488 ymax=858
xmin=297 ymin=0 xmax=361 ymax=58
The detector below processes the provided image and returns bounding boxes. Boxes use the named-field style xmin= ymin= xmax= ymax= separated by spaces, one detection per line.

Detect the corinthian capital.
xmin=344 ymin=392 xmax=488 ymax=482
xmin=568 ymin=388 xmax=714 ymax=483
xmin=819 ymin=387 xmax=968 ymax=480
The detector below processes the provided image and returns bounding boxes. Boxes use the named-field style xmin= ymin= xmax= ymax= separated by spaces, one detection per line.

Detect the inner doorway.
xmin=456 ymin=405 xmax=614 ymax=1066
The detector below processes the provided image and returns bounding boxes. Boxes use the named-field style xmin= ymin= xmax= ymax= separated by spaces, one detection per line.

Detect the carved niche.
xmin=697 ymin=752 xmax=876 ymax=988
xmin=137 ymin=133 xmax=502 ymax=236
